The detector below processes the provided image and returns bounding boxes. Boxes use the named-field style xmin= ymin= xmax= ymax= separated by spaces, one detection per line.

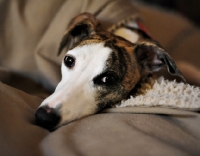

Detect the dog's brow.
xmin=86 ymin=43 xmax=93 ymax=54
xmin=105 ymin=41 xmax=128 ymax=79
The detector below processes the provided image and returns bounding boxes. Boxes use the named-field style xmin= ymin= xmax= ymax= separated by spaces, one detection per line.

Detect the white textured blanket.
xmin=118 ymin=78 xmax=200 ymax=110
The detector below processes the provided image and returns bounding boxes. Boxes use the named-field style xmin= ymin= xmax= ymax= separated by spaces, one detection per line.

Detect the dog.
xmin=35 ymin=13 xmax=185 ymax=130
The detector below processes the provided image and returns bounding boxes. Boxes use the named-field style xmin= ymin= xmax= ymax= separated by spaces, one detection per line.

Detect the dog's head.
xmin=35 ymin=13 xmax=185 ymax=130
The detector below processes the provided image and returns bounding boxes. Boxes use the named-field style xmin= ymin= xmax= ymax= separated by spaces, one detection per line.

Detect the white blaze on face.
xmin=40 ymin=42 xmax=112 ymax=125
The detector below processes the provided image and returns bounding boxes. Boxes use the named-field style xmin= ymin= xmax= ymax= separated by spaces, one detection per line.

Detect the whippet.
xmin=35 ymin=13 xmax=185 ymax=130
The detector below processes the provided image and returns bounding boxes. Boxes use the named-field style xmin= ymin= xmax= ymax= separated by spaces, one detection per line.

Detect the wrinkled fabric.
xmin=0 ymin=81 xmax=200 ymax=156
xmin=0 ymin=0 xmax=200 ymax=156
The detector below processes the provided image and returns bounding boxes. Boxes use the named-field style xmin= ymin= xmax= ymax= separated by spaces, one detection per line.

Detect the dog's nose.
xmin=35 ymin=106 xmax=60 ymax=130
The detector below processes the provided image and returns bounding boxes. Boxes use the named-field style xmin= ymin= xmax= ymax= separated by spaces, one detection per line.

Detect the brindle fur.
xmin=58 ymin=12 xmax=185 ymax=110
xmin=62 ymin=31 xmax=141 ymax=109
xmin=35 ymin=13 xmax=186 ymax=130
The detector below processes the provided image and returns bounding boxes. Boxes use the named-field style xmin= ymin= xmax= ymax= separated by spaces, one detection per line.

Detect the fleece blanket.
xmin=0 ymin=0 xmax=200 ymax=156
xmin=118 ymin=78 xmax=200 ymax=110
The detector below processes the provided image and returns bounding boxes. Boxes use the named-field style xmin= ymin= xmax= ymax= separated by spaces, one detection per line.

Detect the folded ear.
xmin=134 ymin=42 xmax=186 ymax=82
xmin=58 ymin=12 xmax=100 ymax=55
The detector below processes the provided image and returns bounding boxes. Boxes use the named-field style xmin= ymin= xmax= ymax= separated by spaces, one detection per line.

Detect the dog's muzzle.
xmin=35 ymin=106 xmax=60 ymax=131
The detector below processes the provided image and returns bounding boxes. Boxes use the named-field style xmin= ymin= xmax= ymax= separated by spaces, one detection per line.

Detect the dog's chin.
xmin=43 ymin=113 xmax=97 ymax=131
xmin=47 ymin=122 xmax=68 ymax=132
xmin=52 ymin=114 xmax=91 ymax=130
xmin=35 ymin=102 xmax=99 ymax=131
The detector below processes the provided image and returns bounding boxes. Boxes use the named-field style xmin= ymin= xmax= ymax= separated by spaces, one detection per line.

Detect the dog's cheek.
xmin=58 ymin=101 xmax=98 ymax=126
xmin=57 ymin=85 xmax=99 ymax=125
xmin=95 ymin=85 xmax=127 ymax=111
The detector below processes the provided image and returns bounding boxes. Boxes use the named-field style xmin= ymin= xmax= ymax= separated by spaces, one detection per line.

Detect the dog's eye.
xmin=101 ymin=75 xmax=116 ymax=84
xmin=64 ymin=55 xmax=75 ymax=68
xmin=93 ymin=72 xmax=118 ymax=86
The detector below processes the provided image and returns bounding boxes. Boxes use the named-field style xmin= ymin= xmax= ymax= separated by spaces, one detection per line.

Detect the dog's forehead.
xmin=67 ymin=42 xmax=111 ymax=64
xmin=76 ymin=32 xmax=136 ymax=53
xmin=65 ymin=42 xmax=112 ymax=78
xmin=66 ymin=31 xmax=140 ymax=92
xmin=68 ymin=32 xmax=141 ymax=103
xmin=68 ymin=32 xmax=137 ymax=76
xmin=68 ymin=32 xmax=139 ymax=80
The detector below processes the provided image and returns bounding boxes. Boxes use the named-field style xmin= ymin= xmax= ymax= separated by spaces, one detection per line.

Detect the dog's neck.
xmin=114 ymin=28 xmax=140 ymax=43
xmin=128 ymin=76 xmax=155 ymax=99
xmin=109 ymin=16 xmax=151 ymax=44
xmin=135 ymin=77 xmax=155 ymax=95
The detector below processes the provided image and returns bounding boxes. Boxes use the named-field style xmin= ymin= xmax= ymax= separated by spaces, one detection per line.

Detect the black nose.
xmin=35 ymin=106 xmax=60 ymax=130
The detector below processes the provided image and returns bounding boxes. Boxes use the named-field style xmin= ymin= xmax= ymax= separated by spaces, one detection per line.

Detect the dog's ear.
xmin=134 ymin=42 xmax=186 ymax=81
xmin=58 ymin=12 xmax=100 ymax=55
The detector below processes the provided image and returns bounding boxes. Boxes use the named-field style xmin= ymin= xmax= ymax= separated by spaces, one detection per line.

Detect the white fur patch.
xmin=40 ymin=42 xmax=112 ymax=124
